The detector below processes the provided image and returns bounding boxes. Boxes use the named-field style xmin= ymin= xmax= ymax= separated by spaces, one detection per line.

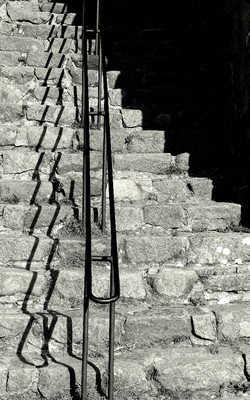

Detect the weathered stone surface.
xmin=6 ymin=3 xmax=51 ymax=24
xmin=49 ymin=267 xmax=146 ymax=309
xmin=24 ymin=204 xmax=75 ymax=231
xmin=55 ymin=13 xmax=78 ymax=26
xmin=0 ymin=51 xmax=24 ymax=67
xmin=0 ymin=36 xmax=43 ymax=52
xmin=26 ymin=49 xmax=66 ymax=68
xmin=188 ymin=232 xmax=250 ymax=265
xmin=121 ymin=108 xmax=142 ymax=128
xmin=1 ymin=150 xmax=51 ymax=176
xmin=0 ymin=268 xmax=48 ymax=297
xmin=126 ymin=130 xmax=166 ymax=153
xmin=123 ymin=235 xmax=189 ymax=265
xmin=26 ymin=104 xmax=78 ymax=125
xmin=0 ymin=234 xmax=53 ymax=265
xmin=0 ymin=126 xmax=16 ymax=145
xmin=152 ymin=268 xmax=198 ymax=299
xmin=143 ymin=202 xmax=241 ymax=231
xmin=107 ymin=70 xmax=121 ymax=89
xmin=26 ymin=125 xmax=74 ymax=150
xmin=114 ymin=153 xmax=174 ymax=174
xmin=56 ymin=151 xmax=102 ymax=175
xmin=152 ymin=177 xmax=213 ymax=202
xmin=0 ymin=103 xmax=24 ymax=124
xmin=114 ymin=205 xmax=143 ymax=231
xmin=215 ymin=304 xmax=250 ymax=341
xmin=113 ymin=179 xmax=141 ymax=201
xmin=144 ymin=347 xmax=244 ymax=395
xmin=109 ymin=88 xmax=123 ymax=106
xmin=191 ymin=309 xmax=217 ymax=341
xmin=122 ymin=307 xmax=191 ymax=347
xmin=0 ymin=66 xmax=35 ymax=85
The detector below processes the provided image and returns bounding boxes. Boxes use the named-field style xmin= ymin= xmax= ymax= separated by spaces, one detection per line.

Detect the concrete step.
xmin=0 ymin=345 xmax=247 ymax=399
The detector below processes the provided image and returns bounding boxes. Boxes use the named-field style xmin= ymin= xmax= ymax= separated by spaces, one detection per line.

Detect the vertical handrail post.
xmin=81 ymin=0 xmax=91 ymax=398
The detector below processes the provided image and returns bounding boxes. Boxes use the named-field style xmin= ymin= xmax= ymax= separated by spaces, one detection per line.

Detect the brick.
xmin=152 ymin=267 xmax=198 ymax=299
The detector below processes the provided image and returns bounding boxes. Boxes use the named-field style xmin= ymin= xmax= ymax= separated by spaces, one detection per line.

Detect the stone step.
xmin=1 ymin=2 xmax=78 ymax=25
xmin=0 ymin=201 xmax=239 ymax=235
xmin=0 ymin=175 xmax=213 ymax=208
xmin=0 ymin=345 xmax=247 ymax=399
xmin=2 ymin=302 xmax=250 ymax=362
xmin=0 ymin=83 xmax=100 ymax=108
xmin=0 ymin=35 xmax=86 ymax=53
xmin=0 ymin=149 xmax=102 ymax=180
xmin=0 ymin=103 xmax=143 ymax=130
xmin=0 ymin=50 xmax=96 ymax=69
xmin=0 ymin=66 xmax=98 ymax=87
xmin=0 ymin=21 xmax=83 ymax=39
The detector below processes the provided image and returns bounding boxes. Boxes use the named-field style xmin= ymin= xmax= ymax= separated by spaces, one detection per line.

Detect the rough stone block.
xmin=144 ymin=347 xmax=244 ymax=395
xmin=188 ymin=233 xmax=250 ymax=265
xmin=0 ymin=66 xmax=35 ymax=85
xmin=152 ymin=177 xmax=213 ymax=202
xmin=122 ymin=308 xmax=191 ymax=347
xmin=143 ymin=202 xmax=241 ymax=231
xmin=215 ymin=304 xmax=250 ymax=341
xmin=114 ymin=205 xmax=143 ymax=232
xmin=1 ymin=150 xmax=51 ymax=176
xmin=26 ymin=104 xmax=78 ymax=125
xmin=123 ymin=235 xmax=188 ymax=265
xmin=26 ymin=126 xmax=74 ymax=150
xmin=126 ymin=130 xmax=166 ymax=153
xmin=121 ymin=109 xmax=142 ymax=128
xmin=191 ymin=309 xmax=217 ymax=341
xmin=113 ymin=179 xmax=141 ymax=201
xmin=114 ymin=153 xmax=173 ymax=174
xmin=152 ymin=268 xmax=198 ymax=299
xmin=0 ymin=103 xmax=24 ymax=125
xmin=0 ymin=36 xmax=43 ymax=52
xmin=0 ymin=268 xmax=48 ymax=297
xmin=0 ymin=180 xmax=48 ymax=205
xmin=26 ymin=50 xmax=66 ymax=68
xmin=109 ymin=88 xmax=123 ymax=106
xmin=0 ymin=235 xmax=53 ymax=265
xmin=107 ymin=70 xmax=121 ymax=89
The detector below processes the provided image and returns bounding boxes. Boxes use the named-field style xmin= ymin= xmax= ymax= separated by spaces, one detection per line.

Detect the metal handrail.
xmin=81 ymin=0 xmax=120 ymax=399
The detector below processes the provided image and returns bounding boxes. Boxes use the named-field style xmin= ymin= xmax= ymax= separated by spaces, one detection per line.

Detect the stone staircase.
xmin=0 ymin=1 xmax=250 ymax=400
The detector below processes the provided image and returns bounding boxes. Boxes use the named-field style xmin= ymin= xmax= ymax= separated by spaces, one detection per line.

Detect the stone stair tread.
xmin=0 ymin=21 xmax=83 ymax=39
